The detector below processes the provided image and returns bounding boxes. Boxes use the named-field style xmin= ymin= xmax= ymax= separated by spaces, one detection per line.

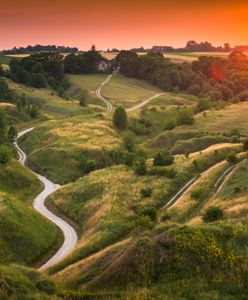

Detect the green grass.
xmin=0 ymin=159 xmax=43 ymax=203
xmin=0 ymin=191 xmax=60 ymax=266
xmin=0 ymin=157 xmax=60 ymax=267
xmin=102 ymin=74 xmax=162 ymax=108
xmin=219 ymin=159 xmax=248 ymax=200
xmin=0 ymin=54 xmax=19 ymax=65
xmin=0 ymin=264 xmax=58 ymax=299
xmin=67 ymin=74 xmax=107 ymax=93
xmin=19 ymin=113 xmax=121 ymax=184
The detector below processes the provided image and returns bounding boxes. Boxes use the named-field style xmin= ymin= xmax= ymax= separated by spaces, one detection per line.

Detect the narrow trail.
xmin=160 ymin=160 xmax=243 ymax=211
xmin=96 ymin=74 xmax=164 ymax=113
xmin=95 ymin=74 xmax=113 ymax=112
xmin=14 ymin=128 xmax=78 ymax=272
xmin=126 ymin=93 xmax=165 ymax=112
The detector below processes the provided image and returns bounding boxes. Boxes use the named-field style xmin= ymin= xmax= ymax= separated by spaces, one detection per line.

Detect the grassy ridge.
xmin=19 ymin=114 xmax=121 ymax=184
xmin=53 ymin=223 xmax=248 ymax=300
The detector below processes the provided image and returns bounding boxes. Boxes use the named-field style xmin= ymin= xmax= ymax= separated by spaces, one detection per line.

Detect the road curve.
xmin=14 ymin=128 xmax=78 ymax=271
xmin=126 ymin=93 xmax=165 ymax=112
xmin=160 ymin=160 xmax=242 ymax=211
xmin=95 ymin=74 xmax=114 ymax=112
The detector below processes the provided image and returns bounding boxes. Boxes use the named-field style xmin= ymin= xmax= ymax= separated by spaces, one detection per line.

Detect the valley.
xmin=0 ymin=50 xmax=248 ymax=300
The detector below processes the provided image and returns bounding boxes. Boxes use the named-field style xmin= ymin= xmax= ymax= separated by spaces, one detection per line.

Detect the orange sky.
xmin=1 ymin=0 xmax=248 ymax=50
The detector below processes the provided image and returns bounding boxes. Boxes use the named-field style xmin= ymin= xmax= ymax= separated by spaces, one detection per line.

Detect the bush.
xmin=135 ymin=158 xmax=147 ymax=176
xmin=191 ymin=188 xmax=206 ymax=200
xmin=160 ymin=211 xmax=171 ymax=222
xmin=177 ymin=108 xmax=195 ymax=126
xmin=140 ymin=207 xmax=157 ymax=223
xmin=36 ymin=279 xmax=56 ymax=295
xmin=153 ymin=150 xmax=174 ymax=166
xmin=79 ymin=89 xmax=89 ymax=106
xmin=85 ymin=160 xmax=97 ymax=174
xmin=203 ymin=206 xmax=224 ymax=222
xmin=149 ymin=166 xmax=176 ymax=178
xmin=0 ymin=145 xmax=12 ymax=164
xmin=226 ymin=151 xmax=238 ymax=164
xmin=140 ymin=187 xmax=152 ymax=198
xmin=123 ymin=133 xmax=135 ymax=152
xmin=8 ymin=126 xmax=18 ymax=141
xmin=113 ymin=106 xmax=128 ymax=130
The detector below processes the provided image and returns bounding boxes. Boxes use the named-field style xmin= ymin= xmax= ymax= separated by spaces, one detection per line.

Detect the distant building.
xmin=98 ymin=60 xmax=109 ymax=72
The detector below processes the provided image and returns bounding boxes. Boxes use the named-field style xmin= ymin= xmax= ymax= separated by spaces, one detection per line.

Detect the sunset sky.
xmin=1 ymin=0 xmax=248 ymax=50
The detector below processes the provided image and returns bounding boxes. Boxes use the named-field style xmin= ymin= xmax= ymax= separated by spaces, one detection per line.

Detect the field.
xmin=101 ymin=51 xmax=232 ymax=63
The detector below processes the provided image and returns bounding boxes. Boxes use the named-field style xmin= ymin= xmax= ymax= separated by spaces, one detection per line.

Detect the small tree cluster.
xmin=153 ymin=150 xmax=174 ymax=166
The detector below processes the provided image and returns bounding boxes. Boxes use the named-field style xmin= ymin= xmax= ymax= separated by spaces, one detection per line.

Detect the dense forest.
xmin=115 ymin=51 xmax=248 ymax=102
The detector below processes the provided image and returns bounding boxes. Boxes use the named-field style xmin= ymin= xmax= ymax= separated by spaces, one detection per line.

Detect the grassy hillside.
xmin=0 ymin=264 xmax=59 ymax=299
xmin=0 ymin=159 xmax=42 ymax=203
xmin=101 ymin=74 xmax=162 ymax=108
xmin=53 ymin=223 xmax=248 ymax=299
xmin=19 ymin=113 xmax=121 ymax=183
xmin=0 ymin=159 xmax=60 ymax=267
xmin=45 ymin=143 xmax=242 ymax=275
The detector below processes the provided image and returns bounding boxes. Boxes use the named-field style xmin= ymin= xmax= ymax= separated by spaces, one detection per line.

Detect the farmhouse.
xmin=98 ymin=60 xmax=109 ymax=72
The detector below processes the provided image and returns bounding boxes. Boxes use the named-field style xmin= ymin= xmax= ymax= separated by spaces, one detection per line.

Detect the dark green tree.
xmin=113 ymin=106 xmax=127 ymax=130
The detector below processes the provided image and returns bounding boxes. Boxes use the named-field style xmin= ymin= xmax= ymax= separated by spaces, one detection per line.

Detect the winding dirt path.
xmin=14 ymin=128 xmax=78 ymax=271
xmin=126 ymin=93 xmax=165 ymax=112
xmin=95 ymin=74 xmax=113 ymax=112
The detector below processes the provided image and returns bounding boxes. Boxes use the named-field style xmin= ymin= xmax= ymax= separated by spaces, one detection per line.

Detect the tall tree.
xmin=113 ymin=106 xmax=128 ymax=130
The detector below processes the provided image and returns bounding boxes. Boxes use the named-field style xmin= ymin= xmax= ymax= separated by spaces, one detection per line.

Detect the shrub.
xmin=36 ymin=279 xmax=55 ymax=295
xmin=79 ymin=89 xmax=89 ymax=106
xmin=191 ymin=188 xmax=206 ymax=200
xmin=160 ymin=211 xmax=171 ymax=222
xmin=0 ymin=145 xmax=12 ymax=164
xmin=140 ymin=207 xmax=157 ymax=223
xmin=8 ymin=126 xmax=18 ymax=141
xmin=123 ymin=133 xmax=135 ymax=152
xmin=153 ymin=150 xmax=174 ymax=166
xmin=135 ymin=158 xmax=147 ymax=176
xmin=85 ymin=160 xmax=97 ymax=174
xmin=203 ymin=206 xmax=224 ymax=222
xmin=29 ymin=105 xmax=39 ymax=118
xmin=149 ymin=166 xmax=176 ymax=178
xmin=140 ymin=187 xmax=152 ymax=198
xmin=113 ymin=106 xmax=128 ymax=130
xmin=226 ymin=151 xmax=238 ymax=164
xmin=177 ymin=108 xmax=194 ymax=126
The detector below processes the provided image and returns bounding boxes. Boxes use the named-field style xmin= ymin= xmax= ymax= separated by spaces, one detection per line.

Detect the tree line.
xmin=1 ymin=45 xmax=78 ymax=54
xmin=115 ymin=50 xmax=248 ymax=102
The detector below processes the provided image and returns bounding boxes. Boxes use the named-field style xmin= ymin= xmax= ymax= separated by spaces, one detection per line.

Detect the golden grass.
xmin=53 ymin=238 xmax=132 ymax=282
xmin=0 ymin=102 xmax=14 ymax=107
xmin=47 ymin=118 xmax=121 ymax=151
xmin=170 ymin=161 xmax=228 ymax=214
xmin=189 ymin=143 xmax=243 ymax=158
xmin=195 ymin=103 xmax=248 ymax=134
